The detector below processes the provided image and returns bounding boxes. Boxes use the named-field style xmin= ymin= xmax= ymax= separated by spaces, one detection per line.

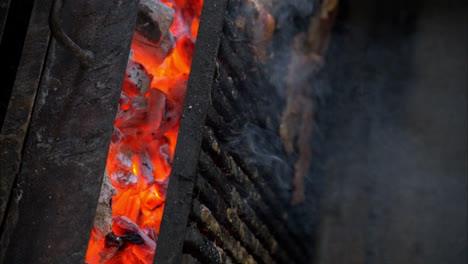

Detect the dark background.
xmin=312 ymin=0 xmax=467 ymax=263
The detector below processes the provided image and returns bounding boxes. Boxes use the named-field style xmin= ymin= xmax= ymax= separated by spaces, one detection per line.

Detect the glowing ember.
xmin=85 ymin=1 xmax=203 ymax=263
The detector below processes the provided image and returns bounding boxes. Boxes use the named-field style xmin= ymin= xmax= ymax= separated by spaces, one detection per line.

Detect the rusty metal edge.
xmin=153 ymin=0 xmax=228 ymax=263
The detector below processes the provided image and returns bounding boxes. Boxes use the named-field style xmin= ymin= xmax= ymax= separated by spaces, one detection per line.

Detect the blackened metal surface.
xmin=178 ymin=0 xmax=326 ymax=261
xmin=0 ymin=0 xmax=139 ymax=263
xmin=183 ymin=225 xmax=232 ymax=264
xmin=153 ymin=0 xmax=227 ymax=263
xmin=0 ymin=0 xmax=53 ymax=260
xmin=0 ymin=0 xmax=37 ymax=127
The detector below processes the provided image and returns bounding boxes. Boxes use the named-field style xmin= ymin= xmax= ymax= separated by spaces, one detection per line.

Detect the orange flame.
xmin=85 ymin=1 xmax=203 ymax=263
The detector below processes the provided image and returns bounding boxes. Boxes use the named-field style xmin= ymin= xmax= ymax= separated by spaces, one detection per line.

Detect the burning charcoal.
xmin=142 ymin=226 xmax=158 ymax=243
xmin=111 ymin=125 xmax=124 ymax=145
xmin=146 ymin=88 xmax=167 ymax=133
xmin=117 ymin=88 xmax=168 ymax=141
xmin=163 ymin=99 xmax=181 ymax=129
xmin=167 ymin=75 xmax=188 ymax=105
xmin=85 ymin=172 xmax=120 ymax=264
xmin=86 ymin=0 xmax=202 ymax=262
xmin=122 ymin=78 xmax=142 ymax=97
xmin=177 ymin=35 xmax=195 ymax=68
xmin=126 ymin=60 xmax=153 ymax=95
xmin=159 ymin=141 xmax=172 ymax=164
xmin=132 ymin=0 xmax=176 ymax=67
xmin=158 ymin=31 xmax=176 ymax=60
xmin=115 ymin=94 xmax=148 ymax=129
xmin=154 ymin=177 xmax=169 ymax=198
xmin=111 ymin=168 xmax=138 ymax=190
xmin=140 ymin=185 xmax=165 ymax=211
xmin=113 ymin=216 xmax=143 ymax=236
xmin=119 ymin=90 xmax=133 ymax=111
xmin=86 ymin=232 xmax=119 ymax=264
xmin=135 ymin=151 xmax=155 ymax=185
xmin=132 ymin=31 xmax=175 ymax=67
xmin=105 ymin=232 xmax=124 ymax=248
xmin=136 ymin=0 xmax=175 ymax=45
xmin=150 ymin=99 xmax=182 ymax=138
xmin=116 ymin=148 xmax=133 ymax=168
xmin=93 ymin=171 xmax=117 ymax=236
xmin=144 ymin=86 xmax=185 ymax=138
xmin=112 ymin=216 xmax=156 ymax=264
xmin=110 ymin=151 xmax=138 ymax=190
xmin=147 ymin=138 xmax=171 ymax=181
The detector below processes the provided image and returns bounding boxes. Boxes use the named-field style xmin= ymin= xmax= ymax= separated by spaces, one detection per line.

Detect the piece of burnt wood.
xmin=0 ymin=1 xmax=139 ymax=263
xmin=152 ymin=0 xmax=227 ymax=263
xmin=0 ymin=0 xmax=52 ymax=245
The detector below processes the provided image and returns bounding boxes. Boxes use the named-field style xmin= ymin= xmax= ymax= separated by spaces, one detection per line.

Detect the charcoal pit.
xmin=0 ymin=0 xmax=332 ymax=263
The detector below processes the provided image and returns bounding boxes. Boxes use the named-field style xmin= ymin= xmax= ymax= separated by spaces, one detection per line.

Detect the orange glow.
xmin=85 ymin=0 xmax=203 ymax=263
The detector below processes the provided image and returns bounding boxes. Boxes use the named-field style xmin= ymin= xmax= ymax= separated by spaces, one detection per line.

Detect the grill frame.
xmin=0 ymin=1 xmax=139 ymax=263
xmin=152 ymin=0 xmax=228 ymax=262
xmin=159 ymin=1 xmax=323 ymax=262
